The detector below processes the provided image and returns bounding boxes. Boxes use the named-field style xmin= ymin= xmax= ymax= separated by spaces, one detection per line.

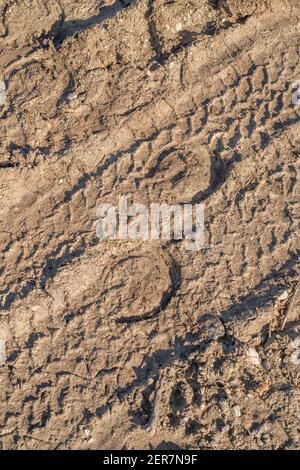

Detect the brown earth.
xmin=0 ymin=0 xmax=300 ymax=450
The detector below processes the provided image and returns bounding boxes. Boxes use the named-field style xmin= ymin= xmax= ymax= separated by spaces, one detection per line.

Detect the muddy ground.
xmin=0 ymin=0 xmax=300 ymax=450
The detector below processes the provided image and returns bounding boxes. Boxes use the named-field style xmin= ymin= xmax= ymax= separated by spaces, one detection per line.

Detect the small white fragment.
xmin=0 ymin=340 xmax=6 ymax=365
xmin=278 ymin=290 xmax=289 ymax=302
xmin=291 ymin=337 xmax=300 ymax=365
xmin=84 ymin=429 xmax=91 ymax=437
xmin=233 ymin=405 xmax=241 ymax=417
xmin=0 ymin=80 xmax=6 ymax=106
xmin=292 ymin=80 xmax=300 ymax=105
xmin=247 ymin=347 xmax=260 ymax=366
xmin=221 ymin=425 xmax=230 ymax=433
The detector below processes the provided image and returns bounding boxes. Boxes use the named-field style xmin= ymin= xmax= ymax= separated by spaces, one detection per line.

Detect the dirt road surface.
xmin=0 ymin=0 xmax=299 ymax=450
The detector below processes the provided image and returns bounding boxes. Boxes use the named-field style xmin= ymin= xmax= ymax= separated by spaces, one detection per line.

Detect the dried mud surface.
xmin=0 ymin=0 xmax=300 ymax=450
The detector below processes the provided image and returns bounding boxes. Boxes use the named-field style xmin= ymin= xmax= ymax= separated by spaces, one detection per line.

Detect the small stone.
xmin=185 ymin=314 xmax=225 ymax=347
xmin=0 ymin=340 xmax=6 ymax=365
xmin=256 ymin=382 xmax=269 ymax=396
xmin=263 ymin=360 xmax=271 ymax=371
xmin=247 ymin=347 xmax=260 ymax=366
xmin=218 ymin=399 xmax=230 ymax=413
xmin=199 ymin=314 xmax=225 ymax=341
xmin=291 ymin=337 xmax=300 ymax=365
xmin=0 ymin=80 xmax=6 ymax=106
xmin=278 ymin=290 xmax=289 ymax=302
xmin=233 ymin=405 xmax=241 ymax=417
xmin=221 ymin=425 xmax=230 ymax=433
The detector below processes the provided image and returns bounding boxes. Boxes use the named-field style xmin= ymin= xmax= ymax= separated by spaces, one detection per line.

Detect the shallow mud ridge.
xmin=0 ymin=0 xmax=299 ymax=450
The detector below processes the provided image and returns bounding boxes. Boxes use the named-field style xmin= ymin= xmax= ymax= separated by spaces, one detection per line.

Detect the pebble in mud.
xmin=0 ymin=340 xmax=6 ymax=365
xmin=291 ymin=338 xmax=300 ymax=365
xmin=0 ymin=80 xmax=6 ymax=106
xmin=199 ymin=314 xmax=226 ymax=341
xmin=186 ymin=314 xmax=225 ymax=346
